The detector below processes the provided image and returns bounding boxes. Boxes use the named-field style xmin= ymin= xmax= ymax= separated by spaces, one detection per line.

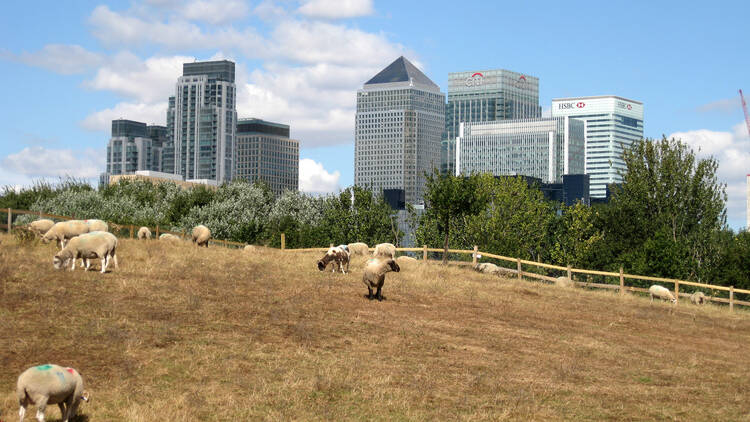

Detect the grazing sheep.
xmin=41 ymin=221 xmax=90 ymax=250
xmin=347 ymin=242 xmax=369 ymax=256
xmin=84 ymin=219 xmax=108 ymax=233
xmin=474 ymin=262 xmax=501 ymax=274
xmin=649 ymin=285 xmax=676 ymax=304
xmin=555 ymin=276 xmax=575 ymax=288
xmin=396 ymin=255 xmax=419 ymax=268
xmin=192 ymin=225 xmax=211 ymax=247
xmin=317 ymin=246 xmax=350 ymax=274
xmin=243 ymin=245 xmax=256 ymax=252
xmin=690 ymin=291 xmax=707 ymax=305
xmin=17 ymin=364 xmax=89 ymax=422
xmin=159 ymin=233 xmax=181 ymax=242
xmin=28 ymin=219 xmax=55 ymax=237
xmin=373 ymin=242 xmax=396 ymax=259
xmin=53 ymin=231 xmax=118 ymax=273
xmin=137 ymin=226 xmax=151 ymax=240
xmin=362 ymin=258 xmax=400 ymax=301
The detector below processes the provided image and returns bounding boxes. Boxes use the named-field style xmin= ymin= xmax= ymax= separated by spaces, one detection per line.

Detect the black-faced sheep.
xmin=690 ymin=291 xmax=706 ymax=305
xmin=649 ymin=285 xmax=676 ymax=304
xmin=362 ymin=258 xmax=400 ymax=301
xmin=53 ymin=231 xmax=118 ymax=273
xmin=317 ymin=246 xmax=350 ymax=273
xmin=192 ymin=225 xmax=211 ymax=247
xmin=373 ymin=242 xmax=396 ymax=259
xmin=29 ymin=219 xmax=55 ymax=237
xmin=137 ymin=226 xmax=152 ymax=240
xmin=347 ymin=242 xmax=369 ymax=256
xmin=17 ymin=364 xmax=89 ymax=422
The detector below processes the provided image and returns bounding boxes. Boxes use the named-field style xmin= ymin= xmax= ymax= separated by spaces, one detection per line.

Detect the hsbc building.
xmin=551 ymin=96 xmax=643 ymax=199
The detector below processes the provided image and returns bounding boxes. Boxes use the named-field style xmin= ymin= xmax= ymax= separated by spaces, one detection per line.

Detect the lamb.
xmin=373 ymin=242 xmax=396 ymax=259
xmin=41 ymin=221 xmax=91 ymax=250
xmin=16 ymin=364 xmax=89 ymax=422
xmin=192 ymin=225 xmax=211 ymax=247
xmin=137 ymin=226 xmax=152 ymax=240
xmin=317 ymin=245 xmax=350 ymax=274
xmin=159 ymin=233 xmax=181 ymax=242
xmin=243 ymin=245 xmax=256 ymax=252
xmin=649 ymin=285 xmax=676 ymax=304
xmin=347 ymin=242 xmax=369 ymax=256
xmin=690 ymin=291 xmax=707 ymax=305
xmin=28 ymin=219 xmax=55 ymax=237
xmin=53 ymin=231 xmax=118 ymax=274
xmin=362 ymin=258 xmax=400 ymax=301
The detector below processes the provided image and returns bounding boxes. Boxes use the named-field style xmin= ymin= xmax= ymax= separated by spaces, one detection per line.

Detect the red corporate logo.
xmin=627 ymin=104 xmax=632 ymax=110
xmin=471 ymin=72 xmax=483 ymax=78
xmin=576 ymin=102 xmax=585 ymax=108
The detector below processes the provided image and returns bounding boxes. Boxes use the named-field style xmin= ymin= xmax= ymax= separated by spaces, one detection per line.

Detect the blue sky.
xmin=1 ymin=0 xmax=748 ymax=228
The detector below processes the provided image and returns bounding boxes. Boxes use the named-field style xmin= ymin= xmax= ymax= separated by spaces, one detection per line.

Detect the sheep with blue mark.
xmin=16 ymin=364 xmax=89 ymax=422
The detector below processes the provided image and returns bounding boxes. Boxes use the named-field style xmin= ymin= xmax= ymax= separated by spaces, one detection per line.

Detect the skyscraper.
xmin=354 ymin=56 xmax=445 ymax=204
xmin=235 ymin=118 xmax=299 ymax=195
xmin=442 ymin=69 xmax=541 ymax=174
xmin=173 ymin=60 xmax=237 ymax=183
xmin=551 ymin=96 xmax=643 ymax=198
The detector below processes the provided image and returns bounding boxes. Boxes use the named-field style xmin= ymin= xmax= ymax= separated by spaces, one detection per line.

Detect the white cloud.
xmin=1 ymin=147 xmax=105 ymax=179
xmin=80 ymin=101 xmax=168 ymax=132
xmin=696 ymin=97 xmax=741 ymax=114
xmin=2 ymin=44 xmax=103 ymax=75
xmin=297 ymin=0 xmax=374 ymax=19
xmin=182 ymin=0 xmax=249 ymax=24
xmin=299 ymin=158 xmax=340 ymax=193
xmin=669 ymin=125 xmax=750 ymax=229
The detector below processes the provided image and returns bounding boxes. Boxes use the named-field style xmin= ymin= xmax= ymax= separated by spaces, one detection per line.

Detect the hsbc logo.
xmin=576 ymin=102 xmax=585 ymax=108
xmin=616 ymin=100 xmax=633 ymax=110
xmin=558 ymin=102 xmax=586 ymax=110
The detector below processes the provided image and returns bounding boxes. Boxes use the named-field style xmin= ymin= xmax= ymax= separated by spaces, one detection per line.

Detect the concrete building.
xmin=235 ymin=118 xmax=299 ymax=195
xmin=551 ymin=96 xmax=643 ymax=198
xmin=456 ymin=116 xmax=585 ymax=184
xmin=172 ymin=60 xmax=237 ymax=183
xmin=103 ymin=119 xmax=168 ymax=185
xmin=354 ymin=56 xmax=445 ymax=205
xmin=442 ymin=69 xmax=541 ymax=175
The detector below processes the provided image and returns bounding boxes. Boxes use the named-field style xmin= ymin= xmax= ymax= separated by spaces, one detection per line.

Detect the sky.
xmin=0 ymin=0 xmax=749 ymax=228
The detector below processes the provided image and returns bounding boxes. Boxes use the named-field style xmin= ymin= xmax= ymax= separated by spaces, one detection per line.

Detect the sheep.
xmin=28 ymin=219 xmax=55 ymax=237
xmin=347 ymin=242 xmax=369 ymax=256
xmin=474 ymin=262 xmax=501 ymax=274
xmin=362 ymin=258 xmax=400 ymax=301
xmin=555 ymin=276 xmax=575 ymax=288
xmin=159 ymin=233 xmax=181 ymax=242
xmin=373 ymin=242 xmax=396 ymax=259
xmin=83 ymin=219 xmax=108 ymax=232
xmin=317 ymin=245 xmax=350 ymax=274
xmin=244 ymin=245 xmax=256 ymax=252
xmin=192 ymin=225 xmax=211 ymax=247
xmin=649 ymin=285 xmax=676 ymax=304
xmin=53 ymin=231 xmax=118 ymax=274
xmin=16 ymin=364 xmax=89 ymax=422
xmin=396 ymin=255 xmax=419 ymax=268
xmin=690 ymin=291 xmax=707 ymax=305
xmin=41 ymin=221 xmax=91 ymax=250
xmin=137 ymin=226 xmax=152 ymax=240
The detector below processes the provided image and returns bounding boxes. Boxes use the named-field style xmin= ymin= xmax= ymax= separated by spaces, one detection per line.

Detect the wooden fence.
xmin=282 ymin=239 xmax=750 ymax=312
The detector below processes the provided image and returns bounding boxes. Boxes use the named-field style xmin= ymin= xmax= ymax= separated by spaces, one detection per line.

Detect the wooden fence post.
xmin=567 ymin=265 xmax=572 ymax=280
xmin=516 ymin=258 xmax=522 ymax=280
xmin=472 ymin=246 xmax=478 ymax=265
xmin=674 ymin=281 xmax=679 ymax=304
xmin=730 ymin=286 xmax=734 ymax=312
xmin=156 ymin=225 xmax=160 ymax=237
xmin=619 ymin=267 xmax=624 ymax=296
xmin=6 ymin=208 xmax=11 ymax=233
xmin=129 ymin=225 xmax=134 ymax=239
xmin=281 ymin=233 xmax=286 ymax=250
xmin=423 ymin=245 xmax=427 ymax=262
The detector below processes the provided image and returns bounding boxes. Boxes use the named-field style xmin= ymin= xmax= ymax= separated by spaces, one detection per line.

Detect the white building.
xmin=456 ymin=117 xmax=585 ymax=183
xmin=551 ymin=96 xmax=643 ymax=198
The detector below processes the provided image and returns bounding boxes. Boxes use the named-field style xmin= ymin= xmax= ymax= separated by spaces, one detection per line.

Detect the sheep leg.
xmin=85 ymin=258 xmax=91 ymax=271
xmin=101 ymin=257 xmax=107 ymax=273
xmin=376 ymin=286 xmax=384 ymax=301
xmin=19 ymin=404 xmax=26 ymax=422
xmin=112 ymin=250 xmax=119 ymax=269
xmin=70 ymin=258 xmax=76 ymax=271
xmin=34 ymin=397 xmax=48 ymax=422
xmin=367 ymin=287 xmax=374 ymax=300
xmin=58 ymin=402 xmax=67 ymax=421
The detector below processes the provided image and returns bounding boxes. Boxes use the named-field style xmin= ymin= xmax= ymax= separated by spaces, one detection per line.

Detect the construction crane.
xmin=740 ymin=89 xmax=750 ymax=137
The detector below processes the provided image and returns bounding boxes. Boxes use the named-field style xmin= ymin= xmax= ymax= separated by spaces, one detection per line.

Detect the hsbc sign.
xmin=558 ymin=102 xmax=586 ymax=110
xmin=616 ymin=100 xmax=633 ymax=110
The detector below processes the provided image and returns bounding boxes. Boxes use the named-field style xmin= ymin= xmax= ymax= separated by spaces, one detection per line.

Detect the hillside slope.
xmin=1 ymin=234 xmax=749 ymax=421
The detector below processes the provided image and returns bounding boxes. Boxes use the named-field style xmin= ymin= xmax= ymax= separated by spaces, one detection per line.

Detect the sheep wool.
xmin=396 ymin=255 xmax=418 ymax=268
xmin=317 ymin=246 xmax=350 ymax=273
xmin=690 ymin=291 xmax=707 ymax=305
xmin=347 ymin=242 xmax=369 ymax=256
xmin=17 ymin=364 xmax=89 ymax=422
xmin=159 ymin=233 xmax=181 ymax=242
xmin=41 ymin=221 xmax=90 ymax=250
xmin=84 ymin=219 xmax=108 ymax=232
xmin=53 ymin=231 xmax=118 ymax=273
xmin=555 ymin=276 xmax=575 ymax=288
xmin=192 ymin=225 xmax=211 ymax=247
xmin=362 ymin=258 xmax=400 ymax=301
xmin=649 ymin=285 xmax=676 ymax=304
xmin=373 ymin=243 xmax=396 ymax=259
xmin=29 ymin=219 xmax=55 ymax=237
xmin=137 ymin=226 xmax=152 ymax=240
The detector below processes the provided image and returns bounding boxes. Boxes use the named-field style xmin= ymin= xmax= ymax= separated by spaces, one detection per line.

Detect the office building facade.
xmin=173 ymin=60 xmax=237 ymax=183
xmin=105 ymin=119 xmax=158 ymax=176
xmin=442 ymin=69 xmax=541 ymax=174
xmin=551 ymin=96 xmax=643 ymax=198
xmin=354 ymin=56 xmax=445 ymax=204
xmin=235 ymin=118 xmax=299 ymax=195
xmin=456 ymin=116 xmax=585 ymax=183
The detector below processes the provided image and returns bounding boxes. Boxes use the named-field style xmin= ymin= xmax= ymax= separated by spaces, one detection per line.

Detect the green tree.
xmin=550 ymin=201 xmax=604 ymax=268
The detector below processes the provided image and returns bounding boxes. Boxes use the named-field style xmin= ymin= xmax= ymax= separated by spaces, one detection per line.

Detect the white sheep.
xmin=41 ymin=221 xmax=91 ymax=250
xmin=137 ymin=226 xmax=152 ymax=240
xmin=84 ymin=219 xmax=108 ymax=232
xmin=16 ymin=364 xmax=89 ymax=422
xmin=159 ymin=233 xmax=181 ymax=242
xmin=474 ymin=262 xmax=501 ymax=274
xmin=363 ymin=258 xmax=400 ymax=301
xmin=347 ymin=242 xmax=369 ymax=256
xmin=649 ymin=285 xmax=676 ymax=304
xmin=373 ymin=242 xmax=396 ymax=259
xmin=243 ymin=245 xmax=256 ymax=252
xmin=28 ymin=219 xmax=55 ymax=237
xmin=53 ymin=231 xmax=118 ymax=273
xmin=192 ymin=225 xmax=211 ymax=247
xmin=317 ymin=246 xmax=350 ymax=273
xmin=396 ymin=255 xmax=419 ymax=267
xmin=690 ymin=291 xmax=707 ymax=305
xmin=555 ymin=276 xmax=575 ymax=288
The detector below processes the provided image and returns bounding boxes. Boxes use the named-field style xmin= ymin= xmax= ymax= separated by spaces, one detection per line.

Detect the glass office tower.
xmin=235 ymin=118 xmax=299 ymax=196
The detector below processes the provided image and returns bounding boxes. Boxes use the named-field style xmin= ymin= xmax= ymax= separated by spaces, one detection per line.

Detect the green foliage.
xmin=550 ymin=201 xmax=604 ymax=268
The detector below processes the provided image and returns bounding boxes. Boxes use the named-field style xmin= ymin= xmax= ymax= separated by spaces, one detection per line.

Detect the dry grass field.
xmin=1 ymin=233 xmax=749 ymax=421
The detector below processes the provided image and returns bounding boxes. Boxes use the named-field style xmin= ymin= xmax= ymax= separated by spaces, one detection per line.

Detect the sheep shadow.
xmin=48 ymin=415 xmax=90 ymax=422
xmin=363 ymin=294 xmax=386 ymax=301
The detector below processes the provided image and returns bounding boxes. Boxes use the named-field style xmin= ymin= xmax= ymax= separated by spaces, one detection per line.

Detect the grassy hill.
xmin=1 ymin=234 xmax=749 ymax=421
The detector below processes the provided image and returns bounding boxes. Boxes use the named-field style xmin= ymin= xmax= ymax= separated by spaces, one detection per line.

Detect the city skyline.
xmin=0 ymin=0 xmax=748 ymax=228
